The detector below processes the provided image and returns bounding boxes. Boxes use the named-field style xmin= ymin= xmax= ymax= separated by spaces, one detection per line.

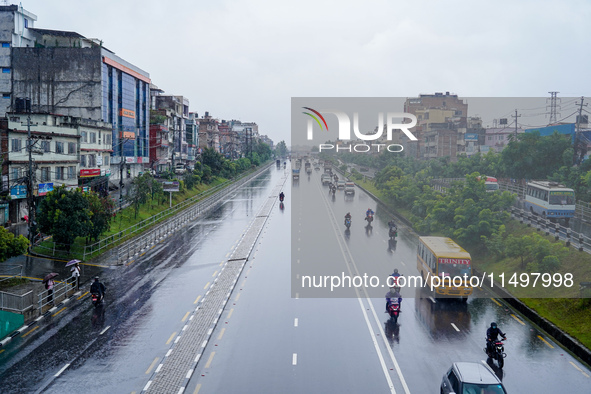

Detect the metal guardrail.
xmin=113 ymin=164 xmax=272 ymax=264
xmin=37 ymin=277 xmax=77 ymax=312
xmin=0 ymin=265 xmax=23 ymax=283
xmin=0 ymin=289 xmax=34 ymax=313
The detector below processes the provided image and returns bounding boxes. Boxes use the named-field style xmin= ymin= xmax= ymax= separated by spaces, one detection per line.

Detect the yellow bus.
xmin=417 ymin=236 xmax=473 ymax=300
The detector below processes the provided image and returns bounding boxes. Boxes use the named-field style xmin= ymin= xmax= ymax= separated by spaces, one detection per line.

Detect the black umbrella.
xmin=42 ymin=272 xmax=59 ymax=283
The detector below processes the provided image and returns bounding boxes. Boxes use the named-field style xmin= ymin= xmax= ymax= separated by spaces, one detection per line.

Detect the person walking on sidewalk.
xmin=71 ymin=263 xmax=81 ymax=290
xmin=45 ymin=278 xmax=54 ymax=305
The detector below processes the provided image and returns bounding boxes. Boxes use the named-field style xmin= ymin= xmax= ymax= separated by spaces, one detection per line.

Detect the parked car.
xmin=441 ymin=362 xmax=506 ymax=394
xmin=174 ymin=164 xmax=186 ymax=175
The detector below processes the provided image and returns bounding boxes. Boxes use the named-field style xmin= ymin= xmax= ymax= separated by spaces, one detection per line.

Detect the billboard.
xmin=10 ymin=185 xmax=26 ymax=199
xmin=38 ymin=183 xmax=53 ymax=196
xmin=161 ymin=181 xmax=179 ymax=192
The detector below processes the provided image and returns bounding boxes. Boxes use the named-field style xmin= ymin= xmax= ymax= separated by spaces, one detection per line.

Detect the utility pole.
xmin=512 ymin=109 xmax=521 ymax=136
xmin=574 ymin=96 xmax=587 ymax=165
xmin=547 ymin=91 xmax=560 ymax=124
xmin=26 ymin=115 xmax=35 ymax=244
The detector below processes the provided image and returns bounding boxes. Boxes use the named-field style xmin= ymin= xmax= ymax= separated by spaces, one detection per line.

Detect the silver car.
xmin=441 ymin=362 xmax=507 ymax=394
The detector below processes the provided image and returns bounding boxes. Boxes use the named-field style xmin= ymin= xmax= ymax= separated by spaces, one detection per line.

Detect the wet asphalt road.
xmin=1 ymin=164 xmax=590 ymax=393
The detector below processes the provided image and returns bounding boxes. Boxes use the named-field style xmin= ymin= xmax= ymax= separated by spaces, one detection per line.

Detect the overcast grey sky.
xmin=19 ymin=0 xmax=591 ymax=144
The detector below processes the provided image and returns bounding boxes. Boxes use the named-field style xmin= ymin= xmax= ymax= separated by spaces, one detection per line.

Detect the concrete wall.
xmin=11 ymin=47 xmax=103 ymax=120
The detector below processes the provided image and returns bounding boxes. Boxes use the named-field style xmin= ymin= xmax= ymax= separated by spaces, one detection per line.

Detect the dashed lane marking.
xmin=292 ymin=353 xmax=297 ymax=366
xmin=217 ymin=328 xmax=226 ymax=340
xmin=294 ymin=318 xmax=298 ymax=327
xmin=99 ymin=326 xmax=111 ymax=335
xmin=193 ymin=296 xmax=201 ymax=304
xmin=77 ymin=291 xmax=89 ymax=300
xmin=181 ymin=312 xmax=190 ymax=322
xmin=52 ymin=307 xmax=67 ymax=317
xmin=166 ymin=332 xmax=177 ymax=345
xmin=212 ymin=270 xmax=218 ymax=277
xmin=510 ymin=314 xmax=526 ymax=325
xmin=204 ymin=352 xmax=215 ymax=368
xmin=227 ymin=309 xmax=234 ymax=319
xmin=491 ymin=298 xmax=502 ymax=307
xmin=203 ymin=282 xmax=210 ymax=290
xmin=569 ymin=361 xmax=590 ymax=377
xmin=451 ymin=323 xmax=460 ymax=332
xmin=146 ymin=357 xmax=159 ymax=374
xmin=537 ymin=335 xmax=554 ymax=349
xmin=193 ymin=384 xmax=202 ymax=394
xmin=234 ymin=293 xmax=241 ymax=302
xmin=22 ymin=326 xmax=39 ymax=338
xmin=54 ymin=363 xmax=70 ymax=377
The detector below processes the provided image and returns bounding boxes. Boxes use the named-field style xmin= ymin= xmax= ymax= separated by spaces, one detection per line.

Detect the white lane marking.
xmin=294 ymin=318 xmax=299 ymax=327
xmin=207 ymin=328 xmax=213 ymax=335
xmin=178 ymin=387 xmax=185 ymax=394
xmin=175 ymin=336 xmax=181 ymax=344
xmin=194 ymin=354 xmax=202 ymax=363
xmin=292 ymin=353 xmax=298 ymax=365
xmin=143 ymin=381 xmax=152 ymax=391
xmin=155 ymin=364 xmax=163 ymax=373
xmin=185 ymin=368 xmax=194 ymax=379
xmin=451 ymin=323 xmax=460 ymax=332
xmin=99 ymin=325 xmax=111 ymax=335
xmin=201 ymin=340 xmax=207 ymax=348
xmin=54 ymin=363 xmax=70 ymax=377
xmin=166 ymin=349 xmax=173 ymax=357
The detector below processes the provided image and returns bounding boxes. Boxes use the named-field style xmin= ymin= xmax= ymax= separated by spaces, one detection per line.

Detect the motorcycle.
xmin=485 ymin=338 xmax=507 ymax=368
xmin=387 ymin=300 xmax=401 ymax=323
xmin=365 ymin=214 xmax=374 ymax=225
xmin=91 ymin=292 xmax=104 ymax=307
xmin=344 ymin=218 xmax=351 ymax=229
xmin=279 ymin=194 xmax=284 ymax=202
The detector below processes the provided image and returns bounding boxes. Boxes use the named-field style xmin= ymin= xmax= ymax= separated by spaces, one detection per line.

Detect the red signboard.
xmin=438 ymin=258 xmax=471 ymax=265
xmin=80 ymin=169 xmax=101 ymax=178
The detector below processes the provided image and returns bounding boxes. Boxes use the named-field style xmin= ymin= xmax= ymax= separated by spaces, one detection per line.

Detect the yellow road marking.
xmin=126 ymin=260 xmax=135 ymax=266
xmin=240 ymin=280 xmax=246 ymax=288
xmin=225 ymin=252 xmax=230 ymax=258
xmin=78 ymin=262 xmax=110 ymax=268
xmin=139 ymin=252 xmax=146 ymax=257
xmin=193 ymin=384 xmax=202 ymax=394
xmin=22 ymin=326 xmax=39 ymax=337
xmin=217 ymin=328 xmax=226 ymax=340
xmin=166 ymin=332 xmax=177 ymax=345
xmin=219 ymin=261 xmax=224 ymax=267
xmin=193 ymin=295 xmax=201 ymax=304
xmin=476 ymin=286 xmax=483 ymax=291
xmin=0 ymin=349 xmax=4 ymax=354
xmin=510 ymin=314 xmax=525 ymax=325
xmin=204 ymin=352 xmax=215 ymax=368
xmin=491 ymin=298 xmax=502 ymax=307
xmin=204 ymin=282 xmax=210 ymax=290
xmin=227 ymin=308 xmax=234 ymax=319
xmin=145 ymin=357 xmax=159 ymax=374
xmin=212 ymin=270 xmax=218 ymax=277
xmin=52 ymin=307 xmax=67 ymax=317
xmin=77 ymin=291 xmax=89 ymax=300
xmin=235 ymin=293 xmax=241 ymax=302
xmin=537 ymin=335 xmax=554 ymax=349
xmin=181 ymin=311 xmax=190 ymax=322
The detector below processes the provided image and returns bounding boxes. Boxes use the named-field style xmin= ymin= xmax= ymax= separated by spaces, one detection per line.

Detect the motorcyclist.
xmin=344 ymin=212 xmax=351 ymax=226
xmin=388 ymin=219 xmax=397 ymax=231
xmin=385 ymin=288 xmax=402 ymax=312
xmin=90 ymin=276 xmax=106 ymax=301
xmin=366 ymin=208 xmax=374 ymax=218
xmin=390 ymin=268 xmax=402 ymax=287
xmin=486 ymin=322 xmax=506 ymax=354
xmin=279 ymin=192 xmax=285 ymax=202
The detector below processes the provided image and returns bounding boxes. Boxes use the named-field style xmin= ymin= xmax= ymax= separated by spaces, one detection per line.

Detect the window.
xmin=88 ymin=154 xmax=96 ymax=167
xmin=2 ymin=93 xmax=9 ymax=99
xmin=41 ymin=167 xmax=51 ymax=182
xmin=104 ymin=134 xmax=112 ymax=145
xmin=11 ymin=138 xmax=21 ymax=152
xmin=68 ymin=166 xmax=76 ymax=179
xmin=81 ymin=131 xmax=87 ymax=143
xmin=103 ymin=155 xmax=110 ymax=166
xmin=41 ymin=140 xmax=50 ymax=152
xmin=447 ymin=370 xmax=460 ymax=393
xmin=11 ymin=168 xmax=19 ymax=180
xmin=2 ymin=68 xmax=10 ymax=73
xmin=56 ymin=167 xmax=64 ymax=180
xmin=80 ymin=155 xmax=86 ymax=167
xmin=1 ymin=43 xmax=9 ymax=48
xmin=24 ymin=19 xmax=28 ymax=28
xmin=90 ymin=132 xmax=96 ymax=143
xmin=488 ymin=136 xmax=492 ymax=141
xmin=56 ymin=141 xmax=64 ymax=154
xmin=68 ymin=142 xmax=76 ymax=154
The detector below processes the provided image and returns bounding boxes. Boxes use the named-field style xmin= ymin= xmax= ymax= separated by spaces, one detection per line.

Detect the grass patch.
xmin=0 ymin=277 xmax=29 ymax=291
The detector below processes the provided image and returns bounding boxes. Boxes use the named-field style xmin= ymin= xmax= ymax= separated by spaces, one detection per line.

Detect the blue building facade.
xmin=525 ymin=124 xmax=576 ymax=142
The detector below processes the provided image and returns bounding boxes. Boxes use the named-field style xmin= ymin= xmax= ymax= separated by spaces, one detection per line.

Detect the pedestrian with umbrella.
xmin=43 ymin=273 xmax=58 ymax=305
xmin=66 ymin=260 xmax=81 ymax=291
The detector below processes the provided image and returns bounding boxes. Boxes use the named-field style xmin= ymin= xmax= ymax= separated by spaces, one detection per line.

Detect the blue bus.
xmin=525 ymin=181 xmax=575 ymax=223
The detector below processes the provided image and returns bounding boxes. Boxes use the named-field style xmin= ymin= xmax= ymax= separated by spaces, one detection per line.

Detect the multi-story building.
xmin=198 ymin=112 xmax=220 ymax=153
xmin=1 ymin=112 xmax=80 ymax=223
xmin=481 ymin=127 xmax=524 ymax=153
xmin=78 ymin=118 xmax=113 ymax=194
xmin=149 ymin=109 xmax=172 ymax=173
xmin=404 ymin=92 xmax=468 ymax=160
xmin=154 ymin=95 xmax=189 ymax=168
xmin=0 ymin=6 xmax=151 ymax=187
xmin=186 ymin=113 xmax=199 ymax=165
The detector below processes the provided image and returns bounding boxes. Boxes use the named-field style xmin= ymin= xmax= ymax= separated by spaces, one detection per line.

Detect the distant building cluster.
xmin=0 ymin=4 xmax=273 ymax=225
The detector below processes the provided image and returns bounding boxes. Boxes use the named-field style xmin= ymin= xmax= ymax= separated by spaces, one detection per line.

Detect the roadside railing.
xmin=0 ymin=289 xmax=34 ymax=313
xmin=37 ymin=277 xmax=77 ymax=312
xmin=113 ymin=163 xmax=271 ymax=264
xmin=0 ymin=265 xmax=23 ymax=283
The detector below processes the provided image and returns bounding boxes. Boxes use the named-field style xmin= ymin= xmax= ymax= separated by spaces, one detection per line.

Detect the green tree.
xmin=130 ymin=173 xmax=153 ymax=219
xmin=275 ymin=140 xmax=288 ymax=158
xmin=506 ymin=235 xmax=531 ymax=269
xmin=86 ymin=191 xmax=115 ymax=242
xmin=0 ymin=227 xmax=29 ymax=261
xmin=37 ymin=186 xmax=92 ymax=250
